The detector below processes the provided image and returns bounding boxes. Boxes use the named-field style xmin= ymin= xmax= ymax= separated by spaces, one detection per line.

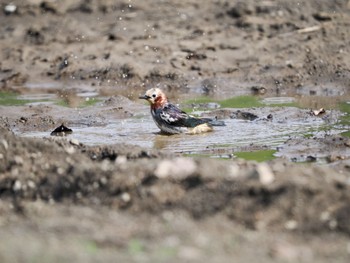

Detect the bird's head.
xmin=139 ymin=88 xmax=168 ymax=108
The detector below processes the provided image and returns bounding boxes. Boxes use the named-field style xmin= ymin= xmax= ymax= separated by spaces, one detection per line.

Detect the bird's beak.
xmin=139 ymin=94 xmax=150 ymax=100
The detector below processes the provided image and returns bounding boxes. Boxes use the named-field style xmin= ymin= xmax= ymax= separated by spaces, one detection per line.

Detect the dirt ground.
xmin=1 ymin=0 xmax=350 ymax=262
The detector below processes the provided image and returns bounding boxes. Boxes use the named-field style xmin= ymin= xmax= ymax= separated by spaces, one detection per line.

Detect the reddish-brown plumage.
xmin=151 ymin=92 xmax=167 ymax=110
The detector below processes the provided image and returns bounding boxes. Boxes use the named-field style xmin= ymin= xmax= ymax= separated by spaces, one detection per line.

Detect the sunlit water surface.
xmin=18 ymin=115 xmax=345 ymax=158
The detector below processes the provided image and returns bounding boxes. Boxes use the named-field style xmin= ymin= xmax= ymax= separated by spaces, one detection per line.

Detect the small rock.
xmin=227 ymin=2 xmax=254 ymax=18
xmin=13 ymin=180 xmax=22 ymax=191
xmin=69 ymin=138 xmax=80 ymax=146
xmin=251 ymin=86 xmax=267 ymax=95
xmin=155 ymin=158 xmax=197 ymax=179
xmin=14 ymin=155 xmax=24 ymax=165
xmin=116 ymin=155 xmax=127 ymax=165
xmin=231 ymin=110 xmax=258 ymax=121
xmin=306 ymin=155 xmax=317 ymax=162
xmin=345 ymin=139 xmax=350 ymax=147
xmin=311 ymin=108 xmax=325 ymax=116
xmin=121 ymin=192 xmax=131 ymax=202
xmin=92 ymin=182 xmax=99 ymax=189
xmin=228 ymin=164 xmax=240 ymax=178
xmin=57 ymin=167 xmax=65 ymax=175
xmin=327 ymin=154 xmax=345 ymax=163
xmin=65 ymin=146 xmax=75 ymax=155
xmin=1 ymin=140 xmax=8 ymax=150
xmin=50 ymin=124 xmax=73 ymax=136
xmin=40 ymin=1 xmax=57 ymax=14
xmin=27 ymin=180 xmax=36 ymax=189
xmin=19 ymin=117 xmax=28 ymax=123
xmin=313 ymin=12 xmax=332 ymax=21
xmin=100 ymin=177 xmax=108 ymax=185
xmin=256 ymin=163 xmax=275 ymax=185
xmin=285 ymin=220 xmax=298 ymax=230
xmin=4 ymin=4 xmax=17 ymax=15
xmin=101 ymin=160 xmax=111 ymax=171
xmin=320 ymin=211 xmax=331 ymax=222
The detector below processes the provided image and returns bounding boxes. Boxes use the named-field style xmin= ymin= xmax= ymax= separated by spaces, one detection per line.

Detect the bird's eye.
xmin=152 ymin=94 xmax=156 ymax=98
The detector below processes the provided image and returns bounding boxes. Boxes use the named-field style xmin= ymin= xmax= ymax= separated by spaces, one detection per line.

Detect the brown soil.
xmin=1 ymin=0 xmax=350 ymax=262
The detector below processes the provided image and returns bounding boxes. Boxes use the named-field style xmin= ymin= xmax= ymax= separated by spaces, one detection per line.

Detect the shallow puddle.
xmin=5 ymin=83 xmax=350 ymax=162
xmin=18 ymin=108 xmax=346 ymax=160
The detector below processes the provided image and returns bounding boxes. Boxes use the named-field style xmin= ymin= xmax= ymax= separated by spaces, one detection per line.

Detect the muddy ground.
xmin=1 ymin=0 xmax=350 ymax=262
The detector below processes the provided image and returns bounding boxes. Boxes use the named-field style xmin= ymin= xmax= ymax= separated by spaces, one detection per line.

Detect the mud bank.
xmin=1 ymin=124 xmax=350 ymax=262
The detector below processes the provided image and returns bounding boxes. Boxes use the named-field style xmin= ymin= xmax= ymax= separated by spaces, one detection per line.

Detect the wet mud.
xmin=1 ymin=0 xmax=350 ymax=262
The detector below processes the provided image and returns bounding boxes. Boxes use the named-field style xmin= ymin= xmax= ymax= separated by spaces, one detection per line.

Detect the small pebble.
xmin=69 ymin=138 xmax=80 ymax=146
xmin=100 ymin=177 xmax=107 ymax=185
xmin=256 ymin=163 xmax=275 ymax=185
xmin=27 ymin=180 xmax=36 ymax=189
xmin=4 ymin=4 xmax=17 ymax=14
xmin=1 ymin=140 xmax=8 ymax=150
xmin=13 ymin=180 xmax=22 ymax=191
xmin=121 ymin=192 xmax=131 ymax=202
xmin=155 ymin=158 xmax=197 ymax=179
xmin=50 ymin=124 xmax=73 ymax=136
xmin=285 ymin=220 xmax=298 ymax=230
xmin=14 ymin=156 xmax=24 ymax=165
xmin=65 ymin=146 xmax=75 ymax=154
xmin=311 ymin=108 xmax=325 ymax=116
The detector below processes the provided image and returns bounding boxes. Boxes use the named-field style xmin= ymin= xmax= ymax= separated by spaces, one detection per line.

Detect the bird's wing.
xmin=158 ymin=104 xmax=204 ymax=127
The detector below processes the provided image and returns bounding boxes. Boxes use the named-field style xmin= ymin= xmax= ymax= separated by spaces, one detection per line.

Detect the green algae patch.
xmin=338 ymin=102 xmax=350 ymax=113
xmin=183 ymin=153 xmax=212 ymax=158
xmin=234 ymin=149 xmax=277 ymax=162
xmin=219 ymin=95 xmax=263 ymax=108
xmin=341 ymin=131 xmax=350 ymax=138
xmin=0 ymin=92 xmax=32 ymax=106
xmin=82 ymin=240 xmax=98 ymax=254
xmin=183 ymin=95 xmax=299 ymax=112
xmin=339 ymin=102 xmax=350 ymax=126
xmin=128 ymin=239 xmax=144 ymax=255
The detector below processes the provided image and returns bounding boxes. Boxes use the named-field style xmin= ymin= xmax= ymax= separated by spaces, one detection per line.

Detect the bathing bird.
xmin=139 ymin=88 xmax=225 ymax=134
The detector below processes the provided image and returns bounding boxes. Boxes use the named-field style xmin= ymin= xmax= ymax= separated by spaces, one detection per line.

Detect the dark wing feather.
xmin=158 ymin=103 xmax=205 ymax=128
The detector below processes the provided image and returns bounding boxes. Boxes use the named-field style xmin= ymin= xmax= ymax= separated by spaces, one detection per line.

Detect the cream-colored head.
xmin=139 ymin=88 xmax=167 ymax=107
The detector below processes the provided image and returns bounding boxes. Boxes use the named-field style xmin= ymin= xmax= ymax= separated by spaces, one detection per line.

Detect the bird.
xmin=139 ymin=88 xmax=225 ymax=134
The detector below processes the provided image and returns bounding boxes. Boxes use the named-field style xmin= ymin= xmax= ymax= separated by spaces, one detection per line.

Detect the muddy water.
xmin=18 ymin=108 xmax=345 ymax=159
xmin=5 ymin=81 xmax=350 ymax=161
